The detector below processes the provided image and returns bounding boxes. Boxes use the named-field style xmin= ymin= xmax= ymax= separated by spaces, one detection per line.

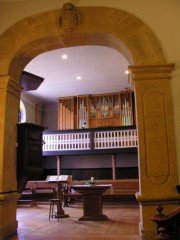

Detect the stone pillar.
xmin=0 ymin=76 xmax=21 ymax=239
xmin=129 ymin=64 xmax=179 ymax=240
xmin=111 ymin=154 xmax=116 ymax=180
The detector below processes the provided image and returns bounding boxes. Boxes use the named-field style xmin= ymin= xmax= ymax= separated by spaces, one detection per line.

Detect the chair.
xmin=49 ymin=199 xmax=61 ymax=221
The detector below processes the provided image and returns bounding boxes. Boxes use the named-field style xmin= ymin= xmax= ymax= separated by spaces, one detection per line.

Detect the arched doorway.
xmin=0 ymin=5 xmax=177 ymax=240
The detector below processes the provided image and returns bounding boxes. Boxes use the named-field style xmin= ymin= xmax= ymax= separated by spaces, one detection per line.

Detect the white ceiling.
xmin=23 ymin=45 xmax=131 ymax=104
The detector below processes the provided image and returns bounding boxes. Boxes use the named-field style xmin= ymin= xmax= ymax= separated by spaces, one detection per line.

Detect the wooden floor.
xmin=7 ymin=202 xmax=140 ymax=240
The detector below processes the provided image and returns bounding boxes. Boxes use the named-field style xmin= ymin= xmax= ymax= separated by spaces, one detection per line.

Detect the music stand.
xmin=46 ymin=175 xmax=72 ymax=218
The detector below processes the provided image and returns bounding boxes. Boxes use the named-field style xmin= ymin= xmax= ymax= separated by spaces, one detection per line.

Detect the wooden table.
xmin=72 ymin=184 xmax=111 ymax=221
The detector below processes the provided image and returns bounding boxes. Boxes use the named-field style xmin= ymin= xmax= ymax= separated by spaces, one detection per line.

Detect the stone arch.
xmin=0 ymin=6 xmax=166 ymax=79
xmin=1 ymin=5 xmax=175 ymax=240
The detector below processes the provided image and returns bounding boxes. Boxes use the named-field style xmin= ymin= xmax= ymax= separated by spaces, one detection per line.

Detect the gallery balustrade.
xmin=42 ymin=126 xmax=138 ymax=155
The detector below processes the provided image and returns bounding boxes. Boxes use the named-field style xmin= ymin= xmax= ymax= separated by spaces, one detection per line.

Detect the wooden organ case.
xmin=58 ymin=91 xmax=135 ymax=130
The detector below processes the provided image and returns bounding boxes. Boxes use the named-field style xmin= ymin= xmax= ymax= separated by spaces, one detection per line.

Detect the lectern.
xmin=46 ymin=175 xmax=72 ymax=218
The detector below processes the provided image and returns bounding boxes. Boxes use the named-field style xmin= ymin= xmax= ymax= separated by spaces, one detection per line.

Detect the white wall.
xmin=42 ymin=103 xmax=58 ymax=131
xmin=20 ymin=93 xmax=43 ymax=125
xmin=20 ymin=94 xmax=58 ymax=130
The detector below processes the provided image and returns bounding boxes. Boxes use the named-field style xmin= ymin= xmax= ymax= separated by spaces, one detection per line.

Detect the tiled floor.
xmin=7 ymin=203 xmax=140 ymax=240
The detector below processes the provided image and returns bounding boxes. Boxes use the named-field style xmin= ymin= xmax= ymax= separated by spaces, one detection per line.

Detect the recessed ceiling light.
xmin=61 ymin=54 xmax=68 ymax=59
xmin=76 ymin=76 xmax=82 ymax=80
xmin=125 ymin=70 xmax=129 ymax=75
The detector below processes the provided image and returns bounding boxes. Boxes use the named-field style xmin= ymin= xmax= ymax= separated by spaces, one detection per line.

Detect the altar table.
xmin=72 ymin=184 xmax=111 ymax=221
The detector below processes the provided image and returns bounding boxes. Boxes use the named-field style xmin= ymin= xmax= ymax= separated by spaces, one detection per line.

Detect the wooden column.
xmin=111 ymin=154 xmax=116 ymax=180
xmin=56 ymin=156 xmax=61 ymax=175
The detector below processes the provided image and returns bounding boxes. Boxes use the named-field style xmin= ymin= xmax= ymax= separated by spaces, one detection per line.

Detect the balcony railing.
xmin=94 ymin=129 xmax=137 ymax=149
xmin=42 ymin=126 xmax=138 ymax=155
xmin=43 ymin=132 xmax=90 ymax=151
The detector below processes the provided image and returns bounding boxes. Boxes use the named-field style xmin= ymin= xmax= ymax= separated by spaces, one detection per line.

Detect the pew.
xmin=34 ymin=181 xmax=57 ymax=203
xmin=18 ymin=181 xmax=36 ymax=206
xmin=18 ymin=181 xmax=56 ymax=206
xmin=63 ymin=179 xmax=139 ymax=206
xmin=18 ymin=179 xmax=139 ymax=206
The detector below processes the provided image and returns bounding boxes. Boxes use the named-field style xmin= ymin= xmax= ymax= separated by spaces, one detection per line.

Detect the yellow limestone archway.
xmin=0 ymin=5 xmax=178 ymax=240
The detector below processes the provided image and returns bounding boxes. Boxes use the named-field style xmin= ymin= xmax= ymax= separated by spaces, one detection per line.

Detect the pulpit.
xmin=72 ymin=184 xmax=111 ymax=221
xmin=17 ymin=123 xmax=46 ymax=193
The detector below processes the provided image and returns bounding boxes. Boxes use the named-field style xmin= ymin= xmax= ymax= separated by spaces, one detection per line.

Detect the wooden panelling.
xmin=42 ymin=167 xmax=138 ymax=181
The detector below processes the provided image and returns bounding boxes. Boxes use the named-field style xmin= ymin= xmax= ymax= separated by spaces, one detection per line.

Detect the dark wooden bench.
xmin=18 ymin=181 xmax=36 ymax=206
xmin=63 ymin=179 xmax=139 ymax=206
xmin=34 ymin=181 xmax=57 ymax=204
xmin=18 ymin=181 xmax=57 ymax=206
xmin=19 ymin=179 xmax=139 ymax=206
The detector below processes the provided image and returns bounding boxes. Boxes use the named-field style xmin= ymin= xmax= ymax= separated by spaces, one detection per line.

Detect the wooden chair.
xmin=49 ymin=199 xmax=61 ymax=221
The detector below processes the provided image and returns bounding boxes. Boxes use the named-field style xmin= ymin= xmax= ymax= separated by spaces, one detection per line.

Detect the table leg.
xmin=78 ymin=193 xmax=108 ymax=221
